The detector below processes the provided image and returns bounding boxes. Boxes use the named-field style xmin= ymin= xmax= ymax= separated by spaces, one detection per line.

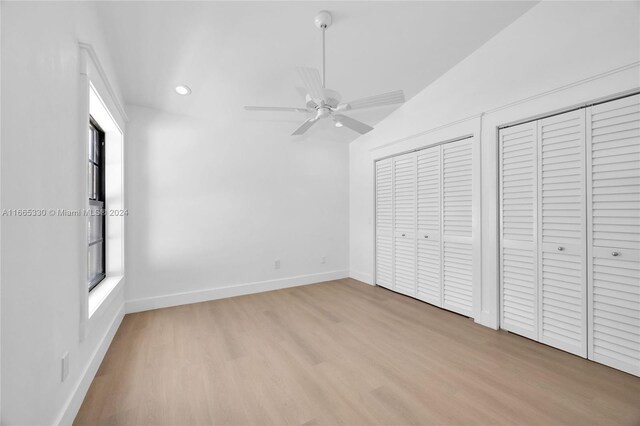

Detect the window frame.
xmin=88 ymin=117 xmax=106 ymax=292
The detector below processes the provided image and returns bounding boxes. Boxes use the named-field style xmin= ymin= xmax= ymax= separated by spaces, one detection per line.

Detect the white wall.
xmin=124 ymin=105 xmax=349 ymax=311
xmin=349 ymin=1 xmax=640 ymax=327
xmin=1 ymin=3 xmax=126 ymax=424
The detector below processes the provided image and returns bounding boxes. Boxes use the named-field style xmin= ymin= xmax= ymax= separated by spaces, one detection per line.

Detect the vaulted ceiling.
xmin=97 ymin=1 xmax=535 ymax=140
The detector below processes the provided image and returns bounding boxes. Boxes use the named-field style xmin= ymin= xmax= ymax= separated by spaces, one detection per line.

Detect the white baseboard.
xmin=56 ymin=303 xmax=125 ymax=426
xmin=349 ymin=269 xmax=374 ymax=285
xmin=125 ymin=270 xmax=349 ymax=314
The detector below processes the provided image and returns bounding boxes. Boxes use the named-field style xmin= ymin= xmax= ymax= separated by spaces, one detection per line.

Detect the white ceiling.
xmin=97 ymin=1 xmax=535 ymax=140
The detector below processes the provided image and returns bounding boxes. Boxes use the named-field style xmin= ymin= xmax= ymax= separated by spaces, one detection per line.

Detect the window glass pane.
xmin=93 ymin=130 xmax=100 ymax=163
xmin=88 ymin=162 xmax=94 ymax=199
xmin=89 ymin=128 xmax=95 ymax=161
xmin=93 ymin=164 xmax=99 ymax=200
xmin=88 ymin=212 xmax=103 ymax=244
xmin=88 ymin=243 xmax=103 ymax=285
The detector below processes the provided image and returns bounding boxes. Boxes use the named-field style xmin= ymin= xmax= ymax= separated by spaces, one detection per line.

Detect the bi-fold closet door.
xmin=416 ymin=147 xmax=441 ymax=305
xmin=375 ymin=158 xmax=394 ymax=289
xmin=393 ymin=152 xmax=417 ymax=296
xmin=537 ymin=110 xmax=588 ymax=356
xmin=500 ymin=109 xmax=587 ymax=357
xmin=500 ymin=94 xmax=640 ymax=376
xmin=375 ymin=138 xmax=474 ymax=317
xmin=587 ymin=95 xmax=640 ymax=376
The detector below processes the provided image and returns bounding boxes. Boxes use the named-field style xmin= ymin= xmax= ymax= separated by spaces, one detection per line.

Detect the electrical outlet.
xmin=61 ymin=352 xmax=69 ymax=382
xmin=321 ymin=256 xmax=326 ymax=264
xmin=274 ymin=259 xmax=280 ymax=269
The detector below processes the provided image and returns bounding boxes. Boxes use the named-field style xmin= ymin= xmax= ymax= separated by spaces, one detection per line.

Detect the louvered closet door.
xmin=587 ymin=94 xmax=640 ymax=376
xmin=375 ymin=158 xmax=394 ymax=289
xmin=393 ymin=152 xmax=417 ymax=296
xmin=538 ymin=110 xmax=587 ymax=357
xmin=416 ymin=146 xmax=441 ymax=306
xmin=499 ymin=121 xmax=538 ymax=340
xmin=442 ymin=139 xmax=473 ymax=316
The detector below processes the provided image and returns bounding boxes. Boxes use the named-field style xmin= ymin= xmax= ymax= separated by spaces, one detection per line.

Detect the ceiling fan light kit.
xmin=244 ymin=10 xmax=405 ymax=136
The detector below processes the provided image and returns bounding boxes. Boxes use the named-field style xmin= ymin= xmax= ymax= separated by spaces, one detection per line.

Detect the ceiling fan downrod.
xmin=314 ymin=11 xmax=332 ymax=89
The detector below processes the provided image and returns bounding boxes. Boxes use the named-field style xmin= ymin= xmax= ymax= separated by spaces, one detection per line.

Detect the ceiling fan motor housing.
xmin=305 ymin=89 xmax=341 ymax=109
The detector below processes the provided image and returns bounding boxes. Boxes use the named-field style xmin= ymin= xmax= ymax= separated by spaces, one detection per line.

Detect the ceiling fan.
xmin=244 ymin=11 xmax=405 ymax=136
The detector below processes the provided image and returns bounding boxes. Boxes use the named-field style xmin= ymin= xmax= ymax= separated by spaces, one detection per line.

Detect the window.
xmin=88 ymin=117 xmax=106 ymax=291
xmin=79 ymin=45 xmax=125 ymax=331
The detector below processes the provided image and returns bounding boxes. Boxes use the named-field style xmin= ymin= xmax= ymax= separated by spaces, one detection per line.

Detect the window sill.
xmin=88 ymin=275 xmax=123 ymax=319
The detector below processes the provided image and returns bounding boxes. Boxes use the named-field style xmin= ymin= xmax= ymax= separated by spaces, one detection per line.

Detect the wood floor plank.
xmin=74 ymin=279 xmax=640 ymax=425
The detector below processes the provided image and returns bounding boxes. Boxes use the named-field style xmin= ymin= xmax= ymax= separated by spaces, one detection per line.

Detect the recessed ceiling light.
xmin=175 ymin=85 xmax=191 ymax=95
xmin=335 ymin=121 xmax=343 ymax=128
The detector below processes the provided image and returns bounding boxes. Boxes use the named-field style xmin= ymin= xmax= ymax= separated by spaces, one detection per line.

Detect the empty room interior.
xmin=2 ymin=0 xmax=640 ymax=425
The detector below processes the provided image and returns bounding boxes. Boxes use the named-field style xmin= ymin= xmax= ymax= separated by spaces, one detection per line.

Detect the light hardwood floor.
xmin=75 ymin=279 xmax=640 ymax=425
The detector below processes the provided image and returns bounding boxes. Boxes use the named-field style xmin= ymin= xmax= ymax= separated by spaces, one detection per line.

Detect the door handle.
xmin=402 ymin=233 xmax=406 ymax=237
xmin=557 ymin=246 xmax=564 ymax=251
xmin=424 ymin=235 xmax=428 ymax=239
xmin=612 ymin=251 xmax=620 ymax=257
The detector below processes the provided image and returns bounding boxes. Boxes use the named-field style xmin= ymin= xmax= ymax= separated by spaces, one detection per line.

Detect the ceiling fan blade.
xmin=292 ymin=117 xmax=318 ymax=135
xmin=333 ymin=114 xmax=374 ymax=135
xmin=339 ymin=90 xmax=405 ymax=111
xmin=297 ymin=67 xmax=325 ymax=103
xmin=245 ymin=106 xmax=310 ymax=113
